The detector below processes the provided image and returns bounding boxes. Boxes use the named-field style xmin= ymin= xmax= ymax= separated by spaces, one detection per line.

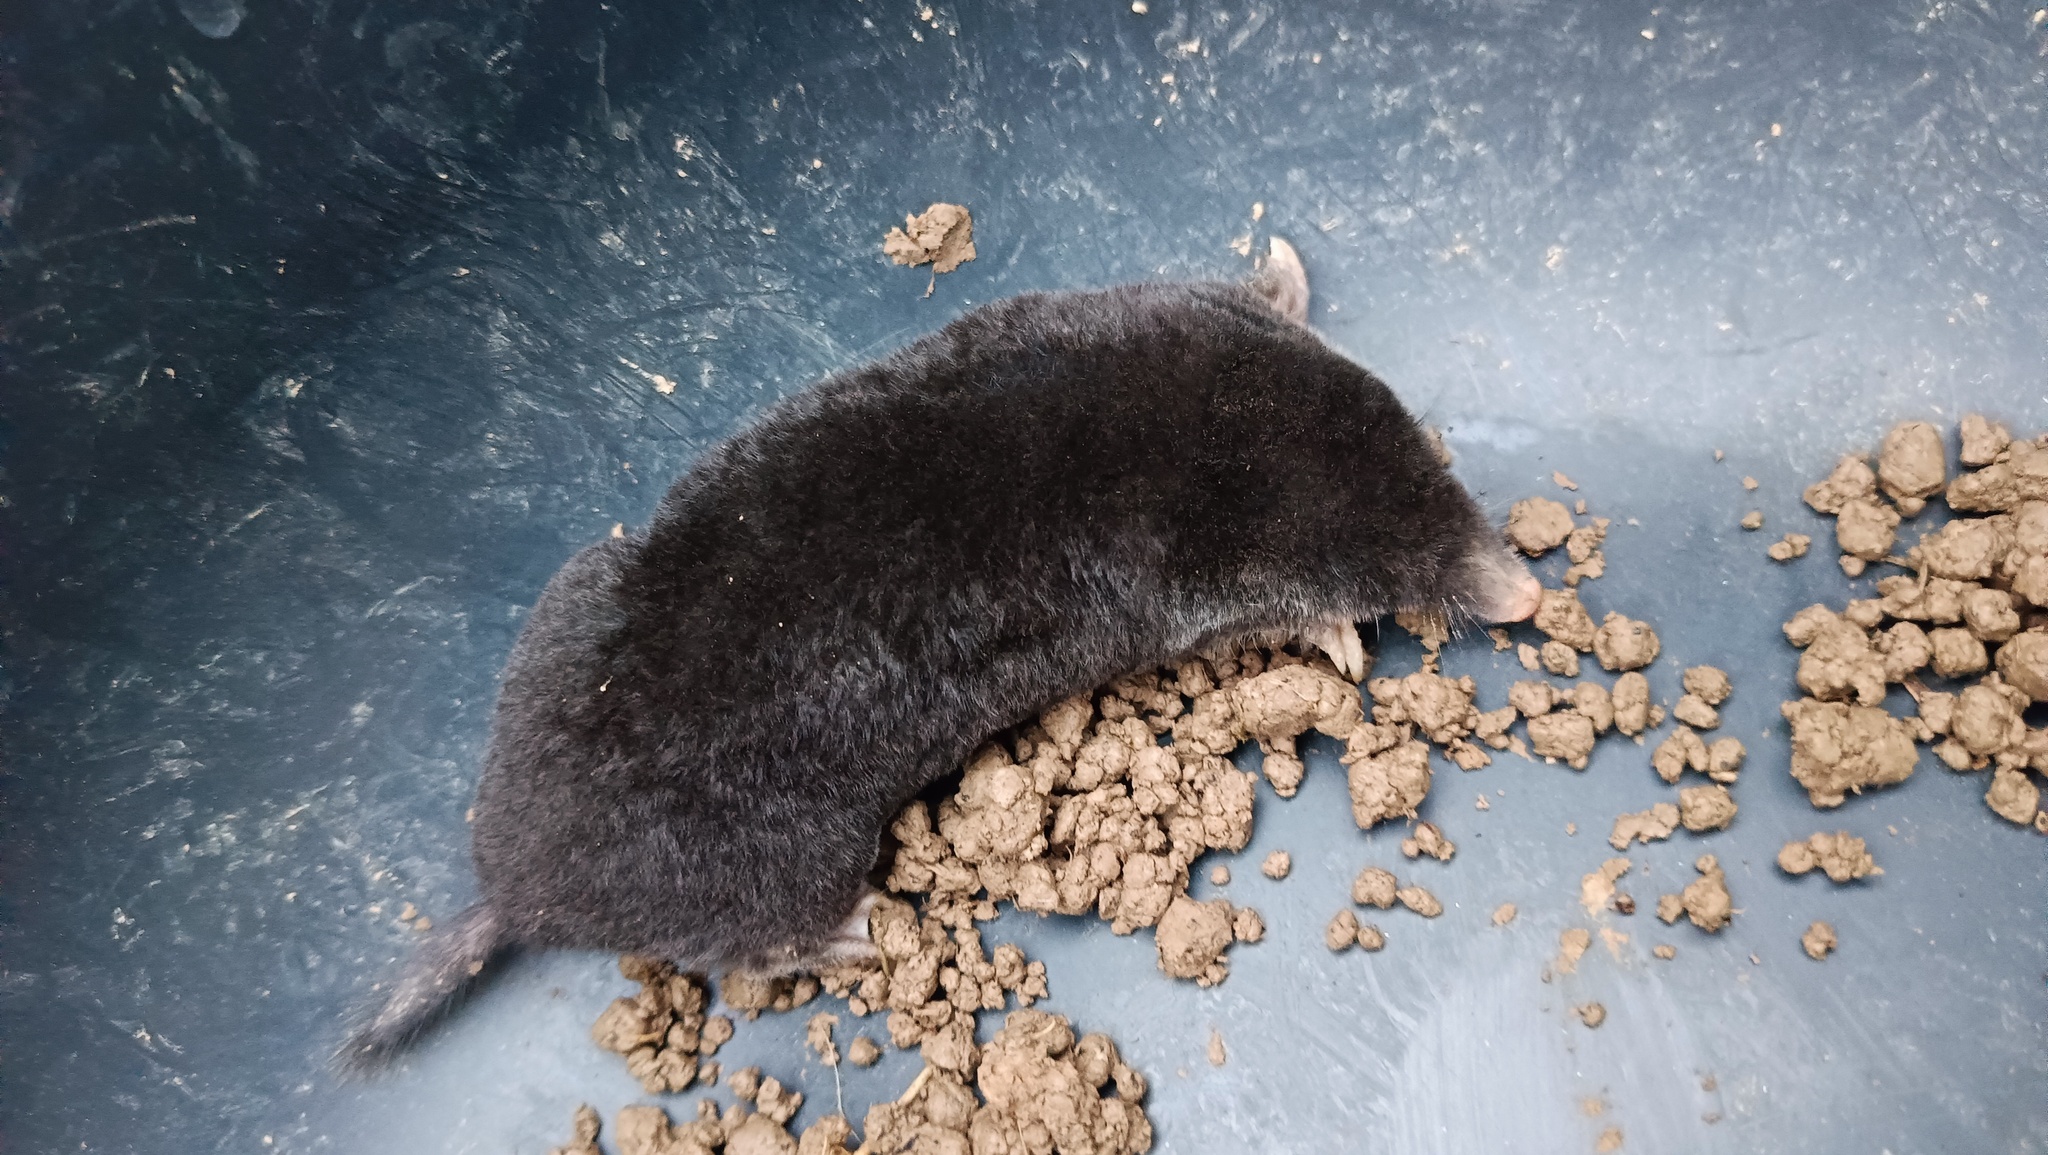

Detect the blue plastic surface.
xmin=3 ymin=2 xmax=2044 ymax=1152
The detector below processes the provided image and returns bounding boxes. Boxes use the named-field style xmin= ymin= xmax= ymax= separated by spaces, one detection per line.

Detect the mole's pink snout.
xmin=1489 ymin=571 xmax=1542 ymax=623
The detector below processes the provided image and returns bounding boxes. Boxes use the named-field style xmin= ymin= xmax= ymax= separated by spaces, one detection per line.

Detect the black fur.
xmin=339 ymin=276 xmax=1532 ymax=1070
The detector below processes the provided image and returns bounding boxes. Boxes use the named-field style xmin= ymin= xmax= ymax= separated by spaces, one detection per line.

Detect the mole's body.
xmin=339 ymin=246 xmax=1539 ymax=1069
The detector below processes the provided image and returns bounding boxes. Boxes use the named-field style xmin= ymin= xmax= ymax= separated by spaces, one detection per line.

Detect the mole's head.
xmin=1443 ymin=517 xmax=1543 ymax=624
xmin=1248 ymin=239 xmax=1541 ymax=628
xmin=1368 ymin=429 xmax=1542 ymax=628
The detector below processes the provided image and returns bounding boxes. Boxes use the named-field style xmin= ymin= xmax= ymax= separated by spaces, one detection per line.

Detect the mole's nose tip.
xmin=1497 ymin=574 xmax=1543 ymax=623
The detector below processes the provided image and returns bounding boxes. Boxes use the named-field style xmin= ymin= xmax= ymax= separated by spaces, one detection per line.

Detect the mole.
xmin=337 ymin=239 xmax=1540 ymax=1071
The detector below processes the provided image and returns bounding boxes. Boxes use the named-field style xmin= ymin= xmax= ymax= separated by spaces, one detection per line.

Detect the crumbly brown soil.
xmin=1565 ymin=518 xmax=1611 ymax=586
xmin=847 ymin=1036 xmax=883 ymax=1068
xmin=1155 ymin=896 xmax=1245 ymax=985
xmin=1609 ymin=802 xmax=1680 ymax=850
xmin=1678 ymin=784 xmax=1738 ymax=832
xmin=1592 ymin=613 xmax=1661 ymax=671
xmin=1396 ymin=885 xmax=1443 ymax=917
xmin=568 ymin=454 xmax=1862 ymax=1155
xmin=1780 ymin=698 xmax=1920 ymax=808
xmin=1651 ymin=727 xmax=1744 ymax=786
xmin=1658 ymin=855 xmax=1733 ymax=932
xmin=1769 ymin=533 xmax=1813 ymax=561
xmin=590 ymin=957 xmax=733 ymax=1093
xmin=1534 ymin=588 xmax=1598 ymax=651
xmin=1352 ymin=866 xmax=1397 ymax=909
xmin=1553 ymin=927 xmax=1592 ymax=975
xmin=1400 ymin=821 xmax=1456 ymax=861
xmin=1776 ymin=832 xmax=1881 ymax=882
xmin=1878 ymin=421 xmax=1946 ymax=504
xmin=883 ymin=203 xmax=977 ymax=274
xmin=1529 ymin=711 xmax=1598 ymax=768
xmin=1790 ymin=417 xmax=2048 ymax=828
xmin=1508 ymin=496 xmax=1576 ymax=555
xmin=1579 ymin=858 xmax=1631 ymax=915
xmin=1326 ymin=909 xmax=1361 ymax=951
xmin=612 ymin=1006 xmax=1153 ymax=1155
xmin=1801 ymin=921 xmax=1838 ymax=961
xmin=548 ymin=1105 xmax=602 ymax=1155
xmin=878 ymin=646 xmax=1357 ymax=990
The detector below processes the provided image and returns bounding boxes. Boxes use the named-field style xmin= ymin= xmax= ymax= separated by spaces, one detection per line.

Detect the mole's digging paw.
xmin=1251 ymin=236 xmax=1310 ymax=325
xmin=819 ymin=890 xmax=883 ymax=967
xmin=1307 ymin=618 xmax=1368 ymax=682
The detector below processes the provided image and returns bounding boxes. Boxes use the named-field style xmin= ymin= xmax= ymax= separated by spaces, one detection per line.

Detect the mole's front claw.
xmin=820 ymin=889 xmax=883 ymax=968
xmin=1308 ymin=619 xmax=1367 ymax=683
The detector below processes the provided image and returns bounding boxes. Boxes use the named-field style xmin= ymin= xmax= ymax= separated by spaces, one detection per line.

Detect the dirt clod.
xmin=1683 ymin=666 xmax=1733 ymax=705
xmin=1652 ymin=726 xmax=1708 ymax=784
xmin=1155 ymin=896 xmax=1239 ymax=985
xmin=1986 ymin=766 xmax=2042 ymax=826
xmin=1666 ymin=855 xmax=1733 ymax=932
xmin=1609 ymin=802 xmax=1680 ymax=850
xmin=1769 ymin=533 xmax=1813 ymax=561
xmin=1804 ymin=454 xmax=1877 ymax=515
xmin=883 ymin=203 xmax=977 ymax=275
xmin=1396 ymin=885 xmax=1443 ymax=918
xmin=1260 ymin=850 xmax=1291 ymax=879
xmin=1343 ymin=727 xmax=1433 ymax=831
xmin=1542 ymin=641 xmax=1582 ymax=678
xmin=1553 ymin=927 xmax=1592 ymax=975
xmin=806 ymin=1013 xmax=840 ymax=1067
xmin=1325 ymin=909 xmax=1360 ymax=951
xmin=1780 ymin=697 xmax=1919 ymax=807
xmin=1801 ymin=920 xmax=1838 ymax=961
xmin=1352 ymin=866 xmax=1398 ymax=909
xmin=591 ymin=957 xmax=719 ymax=1093
xmin=1776 ymin=832 xmax=1881 ymax=882
xmin=1528 ymin=710 xmax=1598 ymax=768
xmin=1509 ymin=497 xmax=1576 ymax=555
xmin=1534 ymin=588 xmax=1598 ymax=651
xmin=1678 ymin=784 xmax=1738 ymax=832
xmin=1611 ymin=672 xmax=1656 ymax=736
xmin=1959 ymin=414 xmax=2012 ymax=466
xmin=1878 ymin=420 xmax=1946 ymax=503
xmin=1400 ymin=822 xmax=1456 ymax=861
xmin=1673 ymin=694 xmax=1720 ymax=730
xmin=1835 ymin=497 xmax=1902 ymax=560
xmin=1593 ymin=613 xmax=1661 ymax=671
xmin=548 ymin=1104 xmax=602 ymax=1155
xmin=1580 ymin=857 xmax=1631 ymax=915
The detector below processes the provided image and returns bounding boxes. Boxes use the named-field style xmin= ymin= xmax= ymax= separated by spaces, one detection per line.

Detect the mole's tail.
xmin=332 ymin=901 xmax=510 ymax=1076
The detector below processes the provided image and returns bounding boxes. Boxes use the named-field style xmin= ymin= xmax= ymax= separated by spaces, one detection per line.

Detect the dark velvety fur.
xmin=338 ymin=277 xmax=1530 ymax=1072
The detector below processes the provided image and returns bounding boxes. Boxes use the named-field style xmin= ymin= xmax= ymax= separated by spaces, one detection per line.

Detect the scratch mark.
xmin=2 ymin=215 xmax=199 ymax=265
